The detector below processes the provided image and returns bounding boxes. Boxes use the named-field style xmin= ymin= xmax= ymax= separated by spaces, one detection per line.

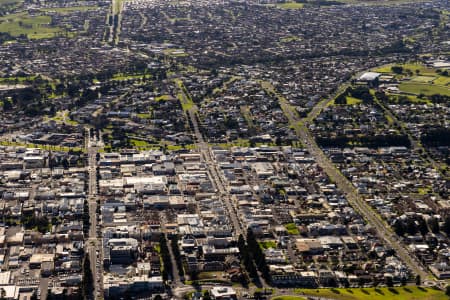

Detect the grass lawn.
xmin=411 ymin=76 xmax=436 ymax=83
xmin=0 ymin=13 xmax=62 ymax=39
xmin=46 ymin=110 xmax=78 ymax=126
xmin=39 ymin=6 xmax=98 ymax=13
xmin=398 ymin=82 xmax=450 ymax=96
xmin=417 ymin=187 xmax=431 ymax=195
xmin=269 ymin=2 xmax=304 ymax=9
xmin=293 ymin=286 xmax=447 ymax=300
xmin=0 ymin=76 xmax=36 ymax=83
xmin=129 ymin=139 xmax=153 ymax=147
xmin=345 ymin=96 xmax=362 ymax=105
xmin=0 ymin=140 xmax=83 ymax=153
xmin=167 ymin=144 xmax=196 ymax=151
xmin=163 ymin=48 xmax=188 ymax=57
xmin=401 ymin=63 xmax=437 ymax=75
xmin=280 ymin=36 xmax=300 ymax=43
xmin=336 ymin=0 xmax=429 ymax=4
xmin=272 ymin=297 xmax=306 ymax=300
xmin=197 ymin=271 xmax=223 ymax=280
xmin=433 ymin=76 xmax=450 ymax=86
xmin=374 ymin=63 xmax=436 ymax=75
xmin=284 ymin=223 xmax=300 ymax=235
xmin=179 ymin=94 xmax=194 ymax=111
xmin=136 ymin=113 xmax=151 ymax=119
xmin=259 ymin=240 xmax=278 ymax=249
xmin=332 ymin=96 xmax=362 ymax=105
xmin=174 ymin=79 xmax=195 ymax=112
xmin=213 ymin=76 xmax=242 ymax=95
xmin=211 ymin=138 xmax=251 ymax=149
xmin=0 ymin=0 xmax=22 ymax=5
xmin=155 ymin=94 xmax=173 ymax=101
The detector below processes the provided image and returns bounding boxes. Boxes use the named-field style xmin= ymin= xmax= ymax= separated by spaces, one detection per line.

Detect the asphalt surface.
xmin=86 ymin=129 xmax=102 ymax=299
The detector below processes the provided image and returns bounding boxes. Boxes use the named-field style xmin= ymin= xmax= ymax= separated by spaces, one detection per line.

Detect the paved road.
xmin=262 ymin=80 xmax=430 ymax=280
xmin=373 ymin=96 xmax=446 ymax=180
xmin=160 ymin=214 xmax=182 ymax=287
xmin=184 ymin=92 xmax=244 ymax=237
xmin=175 ymin=79 xmax=271 ymax=288
xmin=85 ymin=129 xmax=102 ymax=299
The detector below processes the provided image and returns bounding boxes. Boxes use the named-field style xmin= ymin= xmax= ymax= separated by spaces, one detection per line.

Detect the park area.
xmin=272 ymin=286 xmax=448 ymax=300
xmin=0 ymin=5 xmax=98 ymax=39
xmin=373 ymin=63 xmax=449 ymax=97
xmin=0 ymin=12 xmax=61 ymax=39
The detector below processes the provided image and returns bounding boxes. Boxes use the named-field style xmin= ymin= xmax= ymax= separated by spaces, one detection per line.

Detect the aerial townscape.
xmin=0 ymin=0 xmax=449 ymax=299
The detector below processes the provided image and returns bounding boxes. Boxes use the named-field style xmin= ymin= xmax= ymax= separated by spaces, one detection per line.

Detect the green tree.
xmin=82 ymin=255 xmax=94 ymax=299
xmin=394 ymin=219 xmax=405 ymax=236
xmin=427 ymin=217 xmax=440 ymax=234
xmin=443 ymin=217 xmax=450 ymax=235
xmin=335 ymin=93 xmax=347 ymax=105
xmin=418 ymin=217 xmax=429 ymax=235
xmin=203 ymin=291 xmax=212 ymax=300
xmin=391 ymin=66 xmax=403 ymax=74
xmin=2 ymin=100 xmax=12 ymax=111
xmin=385 ymin=276 xmax=393 ymax=287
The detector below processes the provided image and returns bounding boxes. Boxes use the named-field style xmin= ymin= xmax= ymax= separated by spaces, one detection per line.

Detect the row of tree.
xmin=81 ymin=255 xmax=93 ymax=299
xmin=394 ymin=215 xmax=450 ymax=237
xmin=335 ymin=86 xmax=375 ymax=105
xmin=237 ymin=234 xmax=258 ymax=283
xmin=21 ymin=214 xmax=50 ymax=234
xmin=246 ymin=230 xmax=271 ymax=282
xmin=159 ymin=235 xmax=173 ymax=281
xmin=170 ymin=235 xmax=185 ymax=277
xmin=421 ymin=127 xmax=450 ymax=147
xmin=316 ymin=134 xmax=411 ymax=148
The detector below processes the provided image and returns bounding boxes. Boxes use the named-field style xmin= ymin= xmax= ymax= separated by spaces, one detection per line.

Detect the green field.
xmin=0 ymin=140 xmax=83 ymax=153
xmin=280 ymin=36 xmax=300 ymax=43
xmin=111 ymin=73 xmax=148 ymax=81
xmin=0 ymin=13 xmax=62 ymax=39
xmin=346 ymin=96 xmax=362 ymax=105
xmin=211 ymin=138 xmax=251 ymax=149
xmin=284 ymin=223 xmax=300 ymax=235
xmin=270 ymin=2 xmax=304 ymax=9
xmin=398 ymin=82 xmax=450 ymax=96
xmin=336 ymin=0 xmax=430 ymax=5
xmin=433 ymin=76 xmax=450 ymax=86
xmin=411 ymin=76 xmax=436 ymax=83
xmin=155 ymin=94 xmax=173 ymax=101
xmin=374 ymin=63 xmax=436 ymax=75
xmin=291 ymin=286 xmax=447 ymax=300
xmin=259 ymin=240 xmax=278 ymax=249
xmin=0 ymin=0 xmax=22 ymax=6
xmin=39 ymin=6 xmax=98 ymax=13
xmin=163 ymin=48 xmax=188 ymax=57
xmin=136 ymin=113 xmax=151 ymax=119
xmin=272 ymin=297 xmax=305 ymax=300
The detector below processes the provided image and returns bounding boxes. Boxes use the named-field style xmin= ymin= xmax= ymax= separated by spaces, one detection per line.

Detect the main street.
xmin=262 ymin=80 xmax=430 ymax=280
xmin=85 ymin=128 xmax=103 ymax=299
xmin=176 ymin=79 xmax=245 ymax=237
xmin=175 ymin=79 xmax=272 ymax=288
